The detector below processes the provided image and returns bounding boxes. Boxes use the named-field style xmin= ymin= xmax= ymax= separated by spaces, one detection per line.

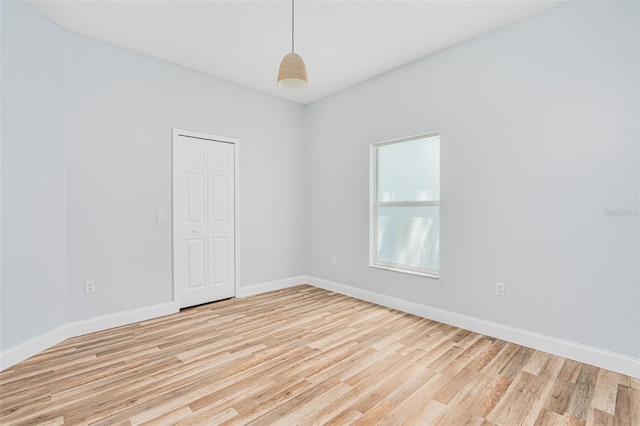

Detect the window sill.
xmin=369 ymin=263 xmax=439 ymax=279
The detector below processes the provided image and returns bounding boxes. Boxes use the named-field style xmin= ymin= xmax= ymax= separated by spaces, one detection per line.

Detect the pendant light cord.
xmin=291 ymin=0 xmax=295 ymax=53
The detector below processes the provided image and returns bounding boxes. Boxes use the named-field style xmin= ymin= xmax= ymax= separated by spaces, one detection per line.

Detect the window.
xmin=370 ymin=133 xmax=440 ymax=278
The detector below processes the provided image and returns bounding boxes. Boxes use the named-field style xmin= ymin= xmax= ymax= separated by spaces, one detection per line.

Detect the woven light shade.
xmin=277 ymin=53 xmax=308 ymax=90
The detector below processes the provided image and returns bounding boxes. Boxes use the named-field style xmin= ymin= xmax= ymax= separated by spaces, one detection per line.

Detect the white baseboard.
xmin=0 ymin=302 xmax=178 ymax=371
xmin=305 ymin=275 xmax=640 ymax=378
xmin=237 ymin=275 xmax=306 ymax=298
xmin=4 ymin=276 xmax=638 ymax=379
xmin=1 ymin=275 xmax=308 ymax=371
xmin=0 ymin=325 xmax=70 ymax=371
xmin=67 ymin=302 xmax=178 ymax=339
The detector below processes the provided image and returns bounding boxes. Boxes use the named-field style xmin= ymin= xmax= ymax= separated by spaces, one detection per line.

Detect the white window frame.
xmin=369 ymin=132 xmax=440 ymax=279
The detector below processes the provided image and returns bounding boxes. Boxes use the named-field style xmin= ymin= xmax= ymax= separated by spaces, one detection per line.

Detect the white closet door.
xmin=174 ymin=134 xmax=235 ymax=308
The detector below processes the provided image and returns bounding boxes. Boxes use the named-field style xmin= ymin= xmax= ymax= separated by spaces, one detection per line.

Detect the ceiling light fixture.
xmin=277 ymin=0 xmax=308 ymax=90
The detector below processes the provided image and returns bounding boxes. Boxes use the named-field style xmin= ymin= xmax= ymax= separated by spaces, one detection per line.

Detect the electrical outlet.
xmin=496 ymin=282 xmax=505 ymax=297
xmin=85 ymin=280 xmax=95 ymax=294
xmin=330 ymin=255 xmax=337 ymax=264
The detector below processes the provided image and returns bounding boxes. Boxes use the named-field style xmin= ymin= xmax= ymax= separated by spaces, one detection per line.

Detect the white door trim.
xmin=172 ymin=128 xmax=240 ymax=307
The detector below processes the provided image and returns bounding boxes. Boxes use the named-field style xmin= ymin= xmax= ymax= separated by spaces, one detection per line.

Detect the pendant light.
xmin=277 ymin=0 xmax=308 ymax=90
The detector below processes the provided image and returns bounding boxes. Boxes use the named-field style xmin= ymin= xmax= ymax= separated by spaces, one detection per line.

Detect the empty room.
xmin=1 ymin=0 xmax=638 ymax=424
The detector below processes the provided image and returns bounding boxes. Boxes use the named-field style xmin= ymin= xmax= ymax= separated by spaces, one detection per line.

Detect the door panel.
xmin=187 ymin=238 xmax=206 ymax=289
xmin=211 ymin=237 xmax=229 ymax=284
xmin=211 ymin=175 xmax=228 ymax=222
xmin=187 ymin=173 xmax=205 ymax=222
xmin=187 ymin=146 xmax=205 ymax=165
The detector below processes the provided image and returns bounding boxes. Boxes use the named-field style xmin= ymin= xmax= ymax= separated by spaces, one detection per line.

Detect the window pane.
xmin=377 ymin=205 xmax=439 ymax=272
xmin=377 ymin=135 xmax=440 ymax=202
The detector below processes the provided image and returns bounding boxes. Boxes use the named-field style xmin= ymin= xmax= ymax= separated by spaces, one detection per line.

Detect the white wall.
xmin=1 ymin=1 xmax=69 ymax=350
xmin=63 ymin=27 xmax=307 ymax=322
xmin=305 ymin=1 xmax=639 ymax=358
xmin=1 ymin=1 xmax=306 ymax=353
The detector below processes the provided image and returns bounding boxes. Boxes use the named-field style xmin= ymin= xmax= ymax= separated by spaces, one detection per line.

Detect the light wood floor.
xmin=1 ymin=285 xmax=638 ymax=425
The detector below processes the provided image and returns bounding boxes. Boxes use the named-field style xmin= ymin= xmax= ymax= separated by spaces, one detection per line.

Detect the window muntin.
xmin=371 ymin=134 xmax=440 ymax=277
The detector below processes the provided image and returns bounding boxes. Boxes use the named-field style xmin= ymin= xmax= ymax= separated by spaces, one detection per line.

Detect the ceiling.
xmin=29 ymin=0 xmax=561 ymax=105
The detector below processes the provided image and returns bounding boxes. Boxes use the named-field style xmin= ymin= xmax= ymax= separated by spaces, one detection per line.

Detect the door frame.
xmin=172 ymin=128 xmax=240 ymax=308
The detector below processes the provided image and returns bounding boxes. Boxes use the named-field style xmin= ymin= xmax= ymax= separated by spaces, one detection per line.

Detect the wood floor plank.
xmin=559 ymin=359 xmax=584 ymax=383
xmin=587 ymin=408 xmax=615 ymax=426
xmin=481 ymin=341 xmax=521 ymax=376
xmin=614 ymin=384 xmax=640 ymax=426
xmin=534 ymin=408 xmax=565 ymax=425
xmin=469 ymin=373 xmax=513 ymax=419
xmin=242 ymin=377 xmax=343 ymax=425
xmin=430 ymin=370 xmax=495 ymax=425
xmin=221 ymin=378 xmax=314 ymax=425
xmin=322 ymin=408 xmax=363 ymax=425
xmin=354 ymin=363 xmax=437 ymax=425
xmin=478 ymin=352 xmax=564 ymax=424
xmin=544 ymin=377 xmax=576 ymax=415
xmin=137 ymin=406 xmax=193 ymax=425
xmin=1 ymin=285 xmax=638 ymax=425
xmin=438 ymin=336 xmax=492 ymax=377
xmin=401 ymin=398 xmax=447 ymax=425
xmin=268 ymin=381 xmax=352 ymax=426
xmin=349 ymin=350 xmax=429 ymax=414
xmin=499 ymin=346 xmax=535 ymax=379
xmin=374 ymin=372 xmax=450 ymax=425
xmin=523 ymin=350 xmax=551 ymax=376
xmin=590 ymin=369 xmax=623 ymax=415
xmin=566 ymin=364 xmax=599 ymax=420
